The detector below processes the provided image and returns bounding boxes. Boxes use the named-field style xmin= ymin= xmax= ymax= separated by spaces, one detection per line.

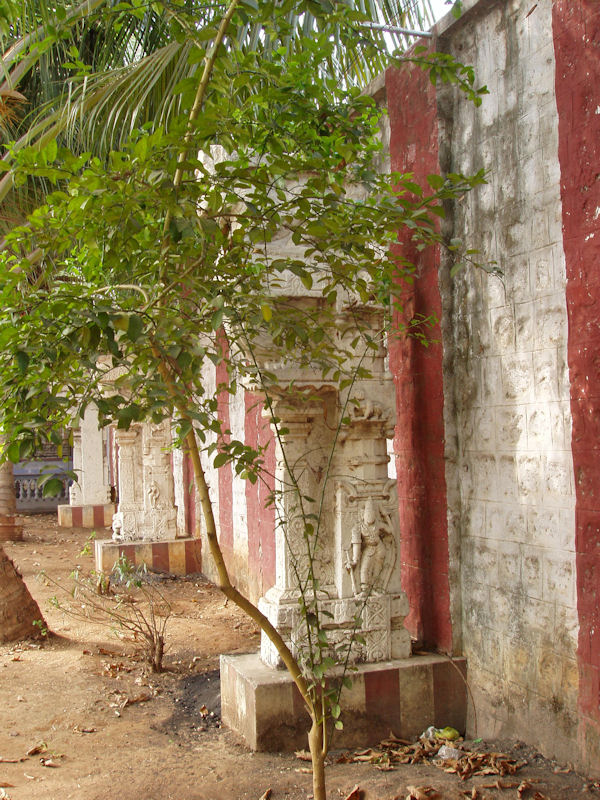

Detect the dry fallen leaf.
xmin=343 ymin=785 xmax=363 ymax=800
xmin=0 ymin=784 xmax=14 ymax=789
xmin=199 ymin=704 xmax=209 ymax=717
xmin=40 ymin=758 xmax=60 ymax=768
xmin=26 ymin=742 xmax=47 ymax=756
xmin=72 ymin=726 xmax=97 ymax=734
xmin=295 ymin=750 xmax=312 ymax=761
xmin=553 ymin=765 xmax=572 ymax=774
xmin=405 ymin=786 xmax=441 ymax=800
xmin=258 ymin=789 xmax=272 ymax=800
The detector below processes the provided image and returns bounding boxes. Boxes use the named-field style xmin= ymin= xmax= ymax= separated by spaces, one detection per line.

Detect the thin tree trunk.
xmin=308 ymin=719 xmax=327 ymax=800
xmin=0 ymin=458 xmax=22 ymax=541
xmin=0 ymin=545 xmax=45 ymax=642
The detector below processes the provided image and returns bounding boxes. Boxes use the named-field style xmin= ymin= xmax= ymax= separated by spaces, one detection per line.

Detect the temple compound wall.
xmin=386 ymin=0 xmax=599 ymax=775
xmin=75 ymin=0 xmax=600 ymax=775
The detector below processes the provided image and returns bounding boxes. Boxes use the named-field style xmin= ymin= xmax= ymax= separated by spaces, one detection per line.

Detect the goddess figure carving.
xmin=345 ymin=497 xmax=395 ymax=597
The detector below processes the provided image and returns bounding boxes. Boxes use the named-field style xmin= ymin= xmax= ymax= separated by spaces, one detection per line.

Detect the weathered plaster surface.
xmin=438 ymin=0 xmax=578 ymax=762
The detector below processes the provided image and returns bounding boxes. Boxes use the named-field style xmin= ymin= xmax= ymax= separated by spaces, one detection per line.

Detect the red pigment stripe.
xmin=120 ymin=544 xmax=136 ymax=566
xmin=216 ymin=329 xmax=234 ymax=551
xmin=553 ymin=0 xmax=600 ymax=759
xmin=364 ymin=668 xmax=401 ymax=729
xmin=185 ymin=539 xmax=202 ymax=574
xmin=93 ymin=505 xmax=105 ymax=528
xmin=385 ymin=59 xmax=452 ymax=653
xmin=152 ymin=542 xmax=169 ymax=573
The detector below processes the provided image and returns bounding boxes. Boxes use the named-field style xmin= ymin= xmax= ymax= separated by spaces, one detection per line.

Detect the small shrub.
xmin=43 ymin=556 xmax=171 ymax=672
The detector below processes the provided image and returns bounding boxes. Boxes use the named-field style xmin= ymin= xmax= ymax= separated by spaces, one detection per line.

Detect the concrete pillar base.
xmin=220 ymin=652 xmax=467 ymax=752
xmin=57 ymin=503 xmax=116 ymax=528
xmin=0 ymin=516 xmax=23 ymax=542
xmin=95 ymin=537 xmax=202 ymax=575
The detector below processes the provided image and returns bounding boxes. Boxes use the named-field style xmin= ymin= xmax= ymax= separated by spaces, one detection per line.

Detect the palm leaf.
xmin=0 ymin=0 xmax=436 ymax=215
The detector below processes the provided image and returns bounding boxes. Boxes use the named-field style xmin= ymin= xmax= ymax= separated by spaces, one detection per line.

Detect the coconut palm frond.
xmin=0 ymin=0 xmax=437 ymax=215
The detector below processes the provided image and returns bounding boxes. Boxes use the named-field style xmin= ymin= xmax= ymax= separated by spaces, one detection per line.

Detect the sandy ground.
xmin=1 ymin=515 xmax=599 ymax=800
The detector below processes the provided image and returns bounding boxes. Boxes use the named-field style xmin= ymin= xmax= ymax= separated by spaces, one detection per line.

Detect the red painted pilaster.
xmin=216 ymin=333 xmax=234 ymax=552
xmin=386 ymin=62 xmax=453 ymax=653
xmin=244 ymin=391 xmax=276 ymax=598
xmin=554 ymin=0 xmax=600 ymax=772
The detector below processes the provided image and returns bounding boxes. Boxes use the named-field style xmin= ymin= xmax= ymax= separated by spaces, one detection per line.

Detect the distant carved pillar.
xmin=79 ymin=406 xmax=112 ymax=504
xmin=112 ymin=421 xmax=178 ymax=542
xmin=112 ymin=426 xmax=144 ymax=540
xmin=69 ymin=429 xmax=83 ymax=505
xmin=69 ymin=407 xmax=112 ymax=505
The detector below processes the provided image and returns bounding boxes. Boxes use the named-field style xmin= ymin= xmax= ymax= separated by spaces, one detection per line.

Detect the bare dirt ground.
xmin=1 ymin=515 xmax=599 ymax=800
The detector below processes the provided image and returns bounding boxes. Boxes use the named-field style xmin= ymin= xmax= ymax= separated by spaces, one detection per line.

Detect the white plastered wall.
xmin=437 ymin=0 xmax=578 ymax=761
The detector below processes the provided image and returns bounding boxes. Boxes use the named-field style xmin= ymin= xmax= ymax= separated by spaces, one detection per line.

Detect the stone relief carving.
xmin=344 ymin=497 xmax=396 ymax=598
xmin=111 ymin=421 xmax=179 ymax=542
xmin=147 ymin=480 xmax=160 ymax=509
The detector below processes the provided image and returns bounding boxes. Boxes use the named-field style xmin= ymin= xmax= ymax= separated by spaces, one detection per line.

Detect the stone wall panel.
xmin=428 ymin=0 xmax=581 ymax=768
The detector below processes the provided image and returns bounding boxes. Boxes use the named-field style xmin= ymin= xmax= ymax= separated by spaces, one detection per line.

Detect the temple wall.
xmin=386 ymin=0 xmax=599 ymax=773
xmin=439 ymin=0 xmax=577 ymax=762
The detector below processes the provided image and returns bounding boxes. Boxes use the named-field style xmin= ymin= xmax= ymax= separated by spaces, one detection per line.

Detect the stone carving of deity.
xmin=345 ymin=497 xmax=395 ymax=597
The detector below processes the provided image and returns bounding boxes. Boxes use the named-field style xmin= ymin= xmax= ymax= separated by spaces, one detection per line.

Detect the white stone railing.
xmin=14 ymin=461 xmax=73 ymax=512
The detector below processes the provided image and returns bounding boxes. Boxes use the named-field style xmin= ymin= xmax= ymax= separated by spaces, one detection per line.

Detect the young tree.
xmin=0 ymin=1 xmax=484 ymax=795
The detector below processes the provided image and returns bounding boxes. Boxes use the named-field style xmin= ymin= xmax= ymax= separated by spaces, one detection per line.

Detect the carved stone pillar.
xmin=112 ymin=421 xmax=178 ymax=542
xmin=68 ymin=429 xmax=83 ymax=505
xmin=140 ymin=420 xmax=179 ymax=540
xmin=259 ymin=392 xmax=336 ymax=666
xmin=111 ymin=426 xmax=143 ymax=539
xmin=257 ymin=306 xmax=410 ymax=668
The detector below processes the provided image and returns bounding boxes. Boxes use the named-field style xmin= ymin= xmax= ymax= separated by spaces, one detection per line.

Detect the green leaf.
xmin=6 ymin=441 xmax=21 ymax=463
xmin=213 ymin=452 xmax=229 ymax=468
xmin=300 ymin=273 xmax=313 ymax=290
xmin=113 ymin=314 xmax=129 ymax=332
xmin=261 ymin=303 xmax=272 ymax=322
xmin=427 ymin=174 xmax=445 ymax=190
xmin=16 ymin=351 xmax=29 ymax=375
xmin=211 ymin=309 xmax=224 ymax=330
xmin=41 ymin=477 xmax=65 ymax=497
xmin=45 ymin=139 xmax=58 ymax=162
xmin=127 ymin=315 xmax=144 ymax=342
